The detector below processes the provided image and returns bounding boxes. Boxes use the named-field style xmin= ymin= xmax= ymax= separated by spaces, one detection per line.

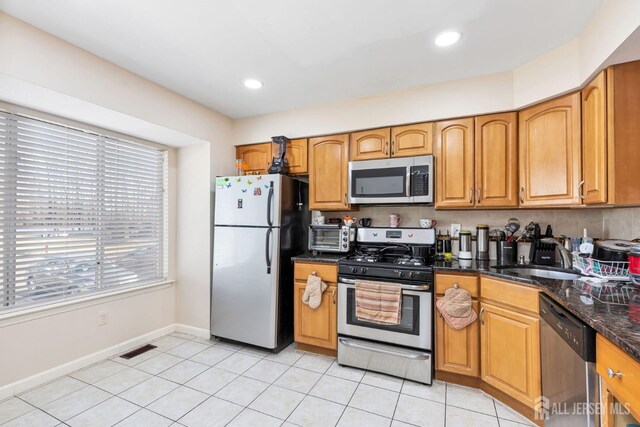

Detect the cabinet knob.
xmin=519 ymin=187 xmax=525 ymax=204
xmin=480 ymin=307 xmax=485 ymax=325
xmin=607 ymin=368 xmax=623 ymax=379
xmin=476 ymin=187 xmax=481 ymax=203
xmin=332 ymin=288 xmax=336 ymax=304
xmin=469 ymin=188 xmax=473 ymax=204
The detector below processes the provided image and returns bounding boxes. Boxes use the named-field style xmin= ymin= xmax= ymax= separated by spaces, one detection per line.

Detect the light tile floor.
xmin=0 ymin=333 xmax=536 ymax=427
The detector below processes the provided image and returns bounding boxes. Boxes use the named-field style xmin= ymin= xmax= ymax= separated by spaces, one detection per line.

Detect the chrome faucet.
xmin=540 ymin=237 xmax=573 ymax=269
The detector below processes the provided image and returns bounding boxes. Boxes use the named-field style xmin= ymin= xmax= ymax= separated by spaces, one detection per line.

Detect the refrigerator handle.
xmin=267 ymin=182 xmax=274 ymax=226
xmin=265 ymin=228 xmax=273 ymax=274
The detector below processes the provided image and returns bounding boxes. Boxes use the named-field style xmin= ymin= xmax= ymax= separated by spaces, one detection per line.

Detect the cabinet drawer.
xmin=480 ymin=276 xmax=538 ymax=314
xmin=436 ymin=273 xmax=478 ymax=298
xmin=294 ymin=262 xmax=338 ymax=283
xmin=597 ymin=334 xmax=640 ymax=415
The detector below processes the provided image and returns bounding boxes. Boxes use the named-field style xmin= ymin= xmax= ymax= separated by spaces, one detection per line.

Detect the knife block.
xmin=529 ymin=240 xmax=556 ymax=266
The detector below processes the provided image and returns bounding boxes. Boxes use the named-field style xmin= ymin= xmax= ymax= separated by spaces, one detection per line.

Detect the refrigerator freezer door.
xmin=214 ymin=175 xmax=282 ymax=227
xmin=212 ymin=226 xmax=280 ymax=349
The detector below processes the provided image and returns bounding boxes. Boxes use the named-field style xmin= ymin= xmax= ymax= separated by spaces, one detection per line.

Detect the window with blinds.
xmin=0 ymin=110 xmax=167 ymax=313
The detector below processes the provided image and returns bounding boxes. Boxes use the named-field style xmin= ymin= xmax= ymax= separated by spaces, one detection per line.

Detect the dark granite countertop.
xmin=433 ymin=260 xmax=640 ymax=362
xmin=291 ymin=252 xmax=345 ymax=264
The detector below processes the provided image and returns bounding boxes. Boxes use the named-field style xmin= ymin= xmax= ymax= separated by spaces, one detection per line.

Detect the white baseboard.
xmin=0 ymin=324 xmax=176 ymax=401
xmin=173 ymin=323 xmax=210 ymax=339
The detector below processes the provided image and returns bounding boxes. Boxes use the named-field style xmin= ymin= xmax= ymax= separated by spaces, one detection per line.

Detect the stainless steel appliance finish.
xmin=356 ymin=227 xmax=435 ymax=245
xmin=540 ymin=293 xmax=598 ymax=427
xmin=308 ymin=224 xmax=356 ymax=253
xmin=476 ymin=225 xmax=489 ymax=260
xmin=338 ymin=337 xmax=432 ymax=384
xmin=337 ymin=227 xmax=434 ymax=384
xmin=338 ymin=278 xmax=432 ymax=349
xmin=348 ymin=156 xmax=433 ymax=204
xmin=212 ymin=174 xmax=308 ymax=351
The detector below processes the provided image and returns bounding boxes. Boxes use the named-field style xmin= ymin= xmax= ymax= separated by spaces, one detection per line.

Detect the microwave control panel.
xmin=410 ymin=165 xmax=430 ymax=196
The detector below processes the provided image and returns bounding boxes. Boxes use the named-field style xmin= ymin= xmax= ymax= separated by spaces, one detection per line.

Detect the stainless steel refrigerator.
xmin=212 ymin=174 xmax=308 ymax=351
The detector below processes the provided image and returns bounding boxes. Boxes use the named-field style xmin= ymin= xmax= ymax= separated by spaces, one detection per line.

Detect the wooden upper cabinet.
xmin=582 ymin=71 xmax=608 ymax=204
xmin=607 ymin=61 xmax=640 ymax=205
xmin=350 ymin=128 xmax=390 ymax=161
xmin=236 ymin=143 xmax=272 ymax=175
xmin=286 ymin=138 xmax=308 ymax=175
xmin=475 ymin=113 xmax=518 ymax=207
xmin=518 ymin=93 xmax=581 ymax=207
xmin=309 ymin=134 xmax=353 ymax=211
xmin=391 ymin=122 xmax=433 ymax=157
xmin=436 ymin=118 xmax=475 ymax=208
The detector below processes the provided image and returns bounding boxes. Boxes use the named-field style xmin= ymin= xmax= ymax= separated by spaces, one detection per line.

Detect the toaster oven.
xmin=308 ymin=225 xmax=356 ymax=253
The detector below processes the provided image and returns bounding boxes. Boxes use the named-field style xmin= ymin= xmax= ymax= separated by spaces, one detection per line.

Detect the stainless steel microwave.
xmin=348 ymin=155 xmax=433 ymax=204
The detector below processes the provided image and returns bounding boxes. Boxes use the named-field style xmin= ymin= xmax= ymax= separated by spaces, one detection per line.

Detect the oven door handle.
xmin=339 ymin=337 xmax=430 ymax=360
xmin=338 ymin=278 xmax=430 ymax=292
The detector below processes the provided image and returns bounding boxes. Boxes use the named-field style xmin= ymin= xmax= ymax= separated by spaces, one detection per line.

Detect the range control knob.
xmin=409 ymin=271 xmax=416 ymax=279
xmin=343 ymin=237 xmax=348 ymax=242
xmin=351 ymin=267 xmax=358 ymax=273
xmin=361 ymin=267 xmax=368 ymax=274
xmin=398 ymin=271 xmax=405 ymax=278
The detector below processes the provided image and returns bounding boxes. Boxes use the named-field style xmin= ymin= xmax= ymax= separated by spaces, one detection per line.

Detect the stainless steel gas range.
xmin=337 ymin=227 xmax=435 ymax=384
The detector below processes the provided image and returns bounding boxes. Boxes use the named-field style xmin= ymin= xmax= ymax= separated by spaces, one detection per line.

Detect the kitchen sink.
xmin=492 ymin=265 xmax=583 ymax=281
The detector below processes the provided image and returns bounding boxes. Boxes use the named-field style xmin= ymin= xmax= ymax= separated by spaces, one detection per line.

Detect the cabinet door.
xmin=391 ymin=122 xmax=433 ymax=157
xmin=436 ymin=299 xmax=479 ymax=377
xmin=350 ymin=128 xmax=390 ymax=161
xmin=435 ymin=118 xmax=475 ymax=208
xmin=518 ymin=93 xmax=581 ymax=206
xmin=294 ymin=282 xmax=337 ymax=350
xmin=480 ymin=302 xmax=541 ymax=409
xmin=582 ymin=71 xmax=608 ymax=204
xmin=287 ymin=138 xmax=308 ymax=175
xmin=309 ymin=134 xmax=352 ymax=211
xmin=475 ymin=113 xmax=518 ymax=207
xmin=236 ymin=143 xmax=272 ymax=174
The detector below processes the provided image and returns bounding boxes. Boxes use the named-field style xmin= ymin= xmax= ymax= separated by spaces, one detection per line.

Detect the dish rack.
xmin=572 ymin=253 xmax=630 ymax=281
xmin=573 ymin=280 xmax=635 ymax=305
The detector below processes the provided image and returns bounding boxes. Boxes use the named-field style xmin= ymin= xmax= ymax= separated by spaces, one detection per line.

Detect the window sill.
xmin=0 ymin=280 xmax=175 ymax=325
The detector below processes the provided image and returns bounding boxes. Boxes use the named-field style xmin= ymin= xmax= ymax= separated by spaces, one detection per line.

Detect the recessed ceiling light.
xmin=244 ymin=79 xmax=263 ymax=89
xmin=435 ymin=31 xmax=462 ymax=47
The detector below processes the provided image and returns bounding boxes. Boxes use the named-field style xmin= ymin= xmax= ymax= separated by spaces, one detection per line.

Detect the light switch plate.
xmin=451 ymin=224 xmax=461 ymax=238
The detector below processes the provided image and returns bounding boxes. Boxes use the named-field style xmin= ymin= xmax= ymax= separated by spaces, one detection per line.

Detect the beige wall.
xmin=0 ymin=285 xmax=175 ymax=390
xmin=0 ymin=11 xmax=234 ymax=392
xmin=234 ymin=1 xmax=640 ymax=145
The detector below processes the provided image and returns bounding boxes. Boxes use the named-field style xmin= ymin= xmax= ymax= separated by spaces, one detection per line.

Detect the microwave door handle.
xmin=406 ymin=167 xmax=411 ymax=198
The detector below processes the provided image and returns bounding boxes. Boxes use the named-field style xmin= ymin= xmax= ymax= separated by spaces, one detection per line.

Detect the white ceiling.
xmin=0 ymin=0 xmax=604 ymax=119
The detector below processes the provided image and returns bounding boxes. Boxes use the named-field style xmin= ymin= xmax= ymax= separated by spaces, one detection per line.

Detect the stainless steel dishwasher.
xmin=539 ymin=293 xmax=599 ymax=427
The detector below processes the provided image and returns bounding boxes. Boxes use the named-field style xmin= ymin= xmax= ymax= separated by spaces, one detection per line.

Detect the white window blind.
xmin=0 ymin=110 xmax=167 ymax=312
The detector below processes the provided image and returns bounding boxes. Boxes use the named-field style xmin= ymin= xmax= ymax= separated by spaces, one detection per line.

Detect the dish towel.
xmin=355 ymin=279 xmax=402 ymax=325
xmin=302 ymin=273 xmax=327 ymax=309
xmin=435 ymin=286 xmax=477 ymax=330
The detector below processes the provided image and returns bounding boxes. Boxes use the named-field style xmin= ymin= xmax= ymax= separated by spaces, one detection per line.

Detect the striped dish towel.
xmin=355 ymin=279 xmax=402 ymax=325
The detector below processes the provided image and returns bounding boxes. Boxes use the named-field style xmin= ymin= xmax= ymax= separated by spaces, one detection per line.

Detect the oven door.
xmin=348 ymin=159 xmax=410 ymax=204
xmin=337 ymin=278 xmax=432 ymax=350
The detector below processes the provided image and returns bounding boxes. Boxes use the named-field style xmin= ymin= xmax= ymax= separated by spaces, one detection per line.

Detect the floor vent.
xmin=119 ymin=344 xmax=157 ymax=360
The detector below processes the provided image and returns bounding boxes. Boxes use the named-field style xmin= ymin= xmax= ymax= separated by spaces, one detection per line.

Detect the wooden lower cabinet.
xmin=597 ymin=334 xmax=640 ymax=424
xmin=436 ymin=298 xmax=479 ymax=377
xmin=480 ymin=301 xmax=541 ymax=409
xmin=293 ymin=262 xmax=338 ymax=352
xmin=293 ymin=282 xmax=337 ymax=350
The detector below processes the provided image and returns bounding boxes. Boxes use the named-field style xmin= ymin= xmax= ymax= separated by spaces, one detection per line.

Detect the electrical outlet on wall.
xmin=97 ymin=310 xmax=109 ymax=326
xmin=451 ymin=224 xmax=461 ymax=238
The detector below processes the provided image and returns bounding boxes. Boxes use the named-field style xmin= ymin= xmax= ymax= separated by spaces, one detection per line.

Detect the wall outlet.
xmin=97 ymin=310 xmax=109 ymax=326
xmin=451 ymin=224 xmax=461 ymax=238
